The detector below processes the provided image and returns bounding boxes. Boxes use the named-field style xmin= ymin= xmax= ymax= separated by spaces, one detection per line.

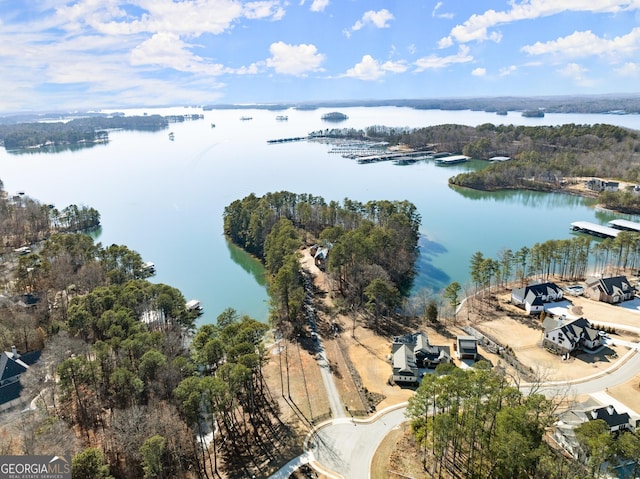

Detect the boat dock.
xmin=570 ymin=221 xmax=620 ymax=238
xmin=435 ymin=154 xmax=470 ymax=165
xmin=266 ymin=136 xmax=307 ymax=144
xmin=355 ymin=151 xmax=435 ymax=164
xmin=608 ymin=219 xmax=640 ymax=232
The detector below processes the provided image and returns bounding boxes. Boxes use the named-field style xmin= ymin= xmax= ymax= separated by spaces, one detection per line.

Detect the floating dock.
xmin=608 ymin=219 xmax=640 ymax=233
xmin=570 ymin=221 xmax=620 ymax=238
xmin=266 ymin=136 xmax=307 ymax=143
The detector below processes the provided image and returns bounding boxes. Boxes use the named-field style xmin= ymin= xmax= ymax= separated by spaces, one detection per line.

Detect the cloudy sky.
xmin=1 ymin=0 xmax=640 ymax=112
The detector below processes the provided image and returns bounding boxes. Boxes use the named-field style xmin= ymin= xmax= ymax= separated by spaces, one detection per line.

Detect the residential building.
xmin=456 ymin=335 xmax=478 ymax=360
xmin=391 ymin=332 xmax=451 ymax=383
xmin=584 ymin=275 xmax=634 ymax=304
xmin=511 ymin=281 xmax=563 ymax=315
xmin=0 ymin=346 xmax=41 ymax=412
xmin=542 ymin=316 xmax=602 ymax=356
xmin=553 ymin=401 xmax=638 ymax=463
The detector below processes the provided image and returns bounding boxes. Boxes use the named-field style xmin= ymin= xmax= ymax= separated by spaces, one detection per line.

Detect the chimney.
xmin=607 ymin=405 xmax=615 ymax=415
xmin=11 ymin=345 xmax=17 ymax=359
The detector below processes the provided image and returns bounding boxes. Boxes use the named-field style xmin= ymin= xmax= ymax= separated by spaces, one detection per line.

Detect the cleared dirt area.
xmin=265 ymin=250 xmax=640 ymax=477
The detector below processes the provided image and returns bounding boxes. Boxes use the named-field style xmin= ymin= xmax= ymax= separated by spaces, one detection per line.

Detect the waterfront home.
xmin=511 ymin=281 xmax=563 ymax=314
xmin=584 ymin=275 xmax=634 ymax=304
xmin=541 ymin=316 xmax=601 ymax=356
xmin=585 ymin=178 xmax=620 ymax=192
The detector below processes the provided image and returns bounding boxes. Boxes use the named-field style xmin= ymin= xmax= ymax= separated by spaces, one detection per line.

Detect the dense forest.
xmin=223 ymin=191 xmax=421 ymax=335
xmin=0 ymin=183 xmax=293 ymax=478
xmin=0 ymin=114 xmax=202 ymax=150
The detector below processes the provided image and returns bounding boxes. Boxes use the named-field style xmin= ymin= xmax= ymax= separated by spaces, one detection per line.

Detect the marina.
xmin=570 ymin=221 xmax=621 ymax=238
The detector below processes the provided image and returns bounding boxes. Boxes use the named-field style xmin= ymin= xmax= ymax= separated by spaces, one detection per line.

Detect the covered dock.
xmin=608 ymin=219 xmax=640 ymax=233
xmin=570 ymin=221 xmax=620 ymax=238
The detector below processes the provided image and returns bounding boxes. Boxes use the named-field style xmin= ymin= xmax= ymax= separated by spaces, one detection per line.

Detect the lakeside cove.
xmin=2 ymin=105 xmax=640 ymax=325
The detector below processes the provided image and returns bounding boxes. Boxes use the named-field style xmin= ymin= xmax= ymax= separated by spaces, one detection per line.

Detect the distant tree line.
xmin=223 ymin=191 xmax=421 ymax=335
xmin=0 ymin=115 xmax=169 ymax=149
xmin=202 ymin=94 xmax=640 ymax=114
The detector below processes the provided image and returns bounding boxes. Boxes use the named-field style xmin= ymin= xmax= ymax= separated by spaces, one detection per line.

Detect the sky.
xmin=1 ymin=0 xmax=640 ymax=112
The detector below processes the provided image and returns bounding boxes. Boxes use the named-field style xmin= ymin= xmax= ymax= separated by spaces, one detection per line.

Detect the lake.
xmin=2 ymin=106 xmax=640 ymax=325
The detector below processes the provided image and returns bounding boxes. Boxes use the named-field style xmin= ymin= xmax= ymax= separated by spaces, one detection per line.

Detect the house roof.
xmin=586 ymin=275 xmax=633 ymax=296
xmin=393 ymin=344 xmax=416 ymax=373
xmin=457 ymin=336 xmax=478 ymax=355
xmin=544 ymin=317 xmax=599 ymax=349
xmin=512 ymin=282 xmax=562 ymax=303
xmin=0 ymin=349 xmax=40 ymax=407
xmin=590 ymin=406 xmax=630 ymax=428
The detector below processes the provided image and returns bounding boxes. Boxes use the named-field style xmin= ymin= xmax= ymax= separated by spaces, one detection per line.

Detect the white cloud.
xmin=438 ymin=36 xmax=454 ymax=49
xmin=444 ymin=1 xmax=640 ymax=44
xmin=414 ymin=45 xmax=473 ymax=71
xmin=615 ymin=62 xmax=640 ymax=76
xmin=350 ymin=9 xmax=394 ymax=32
xmin=265 ymin=41 xmax=325 ymax=75
xmin=244 ymin=1 xmax=286 ymax=20
xmin=310 ymin=0 xmax=330 ymax=12
xmin=130 ymin=32 xmax=226 ymax=75
xmin=432 ymin=2 xmax=454 ymax=19
xmin=472 ymin=67 xmax=486 ymax=76
xmin=558 ymin=62 xmax=595 ymax=87
xmin=522 ymin=28 xmax=640 ymax=59
xmin=343 ymin=55 xmax=407 ymax=80
xmin=499 ymin=65 xmax=517 ymax=76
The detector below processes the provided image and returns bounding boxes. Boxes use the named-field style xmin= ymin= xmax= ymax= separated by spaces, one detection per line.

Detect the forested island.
xmin=0 ymin=113 xmax=203 ymax=150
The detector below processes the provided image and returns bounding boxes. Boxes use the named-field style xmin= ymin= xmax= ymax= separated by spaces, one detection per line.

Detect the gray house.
xmin=584 ymin=275 xmax=634 ymax=304
xmin=391 ymin=332 xmax=451 ymax=383
xmin=511 ymin=281 xmax=563 ymax=315
xmin=554 ymin=402 xmax=638 ymax=463
xmin=0 ymin=346 xmax=41 ymax=412
xmin=542 ymin=316 xmax=602 ymax=356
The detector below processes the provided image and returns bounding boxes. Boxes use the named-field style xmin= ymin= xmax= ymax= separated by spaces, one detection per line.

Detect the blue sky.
xmin=1 ymin=0 xmax=640 ymax=112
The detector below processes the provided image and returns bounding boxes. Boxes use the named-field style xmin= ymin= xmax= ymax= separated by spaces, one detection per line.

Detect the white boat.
xmin=142 ymin=261 xmax=156 ymax=274
xmin=276 ymin=115 xmax=288 ymax=121
xmin=186 ymin=299 xmax=203 ymax=314
xmin=168 ymin=132 xmax=175 ymax=140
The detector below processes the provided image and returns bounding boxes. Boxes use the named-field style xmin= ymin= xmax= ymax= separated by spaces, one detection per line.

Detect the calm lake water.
xmin=2 ymin=106 xmax=640 ymax=325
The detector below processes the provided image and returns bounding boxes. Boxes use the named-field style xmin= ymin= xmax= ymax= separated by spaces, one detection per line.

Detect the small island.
xmin=522 ymin=109 xmax=545 ymax=117
xmin=321 ymin=111 xmax=349 ymax=121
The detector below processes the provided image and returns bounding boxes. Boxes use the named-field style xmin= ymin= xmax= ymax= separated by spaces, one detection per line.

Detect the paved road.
xmin=269 ymin=323 xmax=640 ymax=479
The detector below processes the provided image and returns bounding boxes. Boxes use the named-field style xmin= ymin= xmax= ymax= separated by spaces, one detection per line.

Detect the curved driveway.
xmin=269 ymin=323 xmax=640 ymax=479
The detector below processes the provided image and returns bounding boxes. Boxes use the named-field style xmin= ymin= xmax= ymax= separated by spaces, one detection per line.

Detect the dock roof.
xmin=609 ymin=219 xmax=640 ymax=232
xmin=570 ymin=221 xmax=620 ymax=238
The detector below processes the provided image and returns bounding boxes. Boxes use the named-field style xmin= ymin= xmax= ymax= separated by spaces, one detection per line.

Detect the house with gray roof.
xmin=584 ymin=275 xmax=634 ymax=304
xmin=542 ymin=316 xmax=602 ymax=356
xmin=391 ymin=332 xmax=451 ymax=383
xmin=511 ymin=281 xmax=563 ymax=315
xmin=0 ymin=346 xmax=41 ymax=412
xmin=553 ymin=401 xmax=638 ymax=463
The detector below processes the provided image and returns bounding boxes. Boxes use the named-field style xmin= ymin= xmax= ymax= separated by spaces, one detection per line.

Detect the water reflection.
xmin=225 ymin=239 xmax=267 ymax=287
xmin=414 ymin=236 xmax=451 ymax=290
